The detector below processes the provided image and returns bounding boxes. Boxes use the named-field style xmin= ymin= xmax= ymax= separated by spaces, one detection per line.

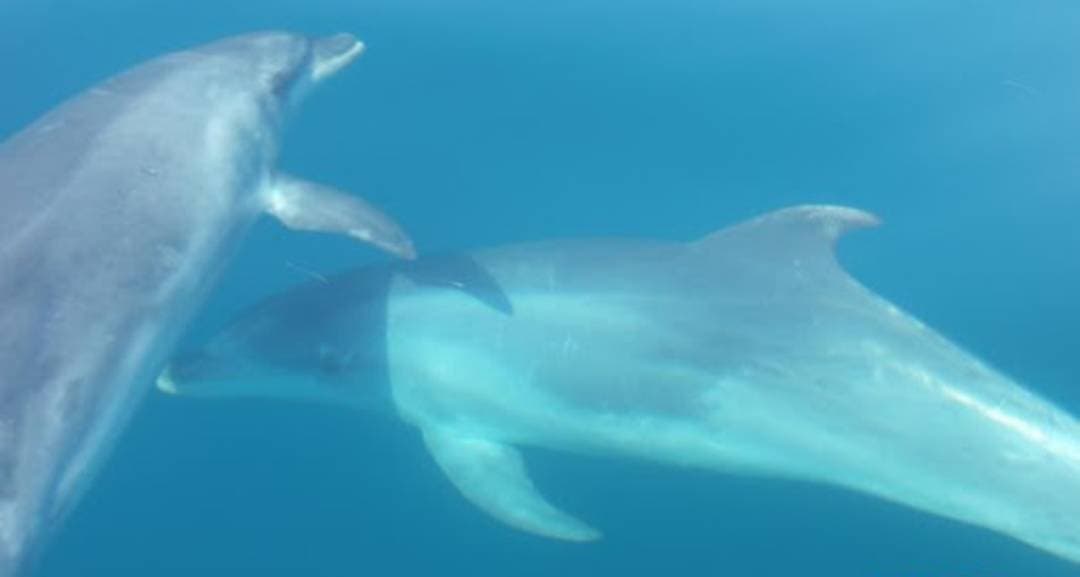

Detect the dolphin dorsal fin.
xmin=693 ymin=204 xmax=881 ymax=270
xmin=421 ymin=427 xmax=601 ymax=542
xmin=399 ymin=254 xmax=514 ymax=315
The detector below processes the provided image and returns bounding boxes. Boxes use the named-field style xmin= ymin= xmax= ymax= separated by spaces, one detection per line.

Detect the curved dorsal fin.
xmin=693 ymin=204 xmax=881 ymax=267
xmin=398 ymin=253 xmax=514 ymax=315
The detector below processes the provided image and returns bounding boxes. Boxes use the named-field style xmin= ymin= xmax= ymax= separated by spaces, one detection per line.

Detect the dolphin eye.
xmin=270 ymin=67 xmax=300 ymax=99
xmin=317 ymin=346 xmax=350 ymax=376
xmin=268 ymin=41 xmax=314 ymax=101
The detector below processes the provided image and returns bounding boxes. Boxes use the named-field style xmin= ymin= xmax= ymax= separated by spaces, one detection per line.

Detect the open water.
xmin=2 ymin=0 xmax=1079 ymax=575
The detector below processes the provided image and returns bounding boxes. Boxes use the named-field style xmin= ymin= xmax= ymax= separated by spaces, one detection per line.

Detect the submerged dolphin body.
xmin=161 ymin=205 xmax=1080 ymax=563
xmin=0 ymin=32 xmax=414 ymax=575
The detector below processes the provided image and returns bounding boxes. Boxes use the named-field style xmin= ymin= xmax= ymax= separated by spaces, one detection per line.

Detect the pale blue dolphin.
xmin=0 ymin=32 xmax=414 ymax=575
xmin=160 ymin=205 xmax=1080 ymax=564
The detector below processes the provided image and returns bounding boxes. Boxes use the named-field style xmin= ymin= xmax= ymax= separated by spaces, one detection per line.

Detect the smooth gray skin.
xmin=0 ymin=32 xmax=413 ymax=575
xmin=163 ymin=205 xmax=1080 ymax=565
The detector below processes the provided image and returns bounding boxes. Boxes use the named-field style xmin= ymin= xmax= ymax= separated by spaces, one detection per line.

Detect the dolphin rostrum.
xmin=0 ymin=32 xmax=414 ymax=575
xmin=160 ymin=205 xmax=1080 ymax=564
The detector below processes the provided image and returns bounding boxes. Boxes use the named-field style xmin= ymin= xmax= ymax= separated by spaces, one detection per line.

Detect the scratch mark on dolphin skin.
xmin=285 ymin=261 xmax=330 ymax=285
xmin=1001 ymin=79 xmax=1040 ymax=97
xmin=560 ymin=335 xmax=579 ymax=359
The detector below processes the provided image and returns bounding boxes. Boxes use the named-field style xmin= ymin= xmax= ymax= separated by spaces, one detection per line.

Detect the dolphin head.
xmin=157 ymin=255 xmax=512 ymax=407
xmin=158 ymin=270 xmax=395 ymax=408
xmin=194 ymin=31 xmax=365 ymax=115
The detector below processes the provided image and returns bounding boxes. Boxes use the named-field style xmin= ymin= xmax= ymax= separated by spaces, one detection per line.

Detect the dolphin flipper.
xmin=421 ymin=428 xmax=601 ymax=542
xmin=265 ymin=174 xmax=416 ymax=259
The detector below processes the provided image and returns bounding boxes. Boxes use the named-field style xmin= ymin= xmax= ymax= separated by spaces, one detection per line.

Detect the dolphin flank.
xmin=0 ymin=31 xmax=413 ymax=575
xmin=162 ymin=205 xmax=1080 ymax=564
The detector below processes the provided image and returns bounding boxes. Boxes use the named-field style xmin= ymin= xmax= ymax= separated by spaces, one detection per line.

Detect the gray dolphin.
xmin=160 ymin=205 xmax=1080 ymax=565
xmin=0 ymin=32 xmax=414 ymax=575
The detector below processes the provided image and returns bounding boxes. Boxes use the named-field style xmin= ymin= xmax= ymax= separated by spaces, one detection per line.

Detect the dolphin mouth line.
xmin=312 ymin=40 xmax=365 ymax=82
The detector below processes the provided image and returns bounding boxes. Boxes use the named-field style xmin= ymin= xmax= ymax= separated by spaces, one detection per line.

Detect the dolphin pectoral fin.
xmin=421 ymin=428 xmax=601 ymax=542
xmin=265 ymin=174 xmax=416 ymax=259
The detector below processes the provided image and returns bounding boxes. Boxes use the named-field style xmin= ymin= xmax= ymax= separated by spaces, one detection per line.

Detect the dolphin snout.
xmin=311 ymin=33 xmax=364 ymax=82
xmin=155 ymin=350 xmax=225 ymax=396
xmin=156 ymin=367 xmax=180 ymax=395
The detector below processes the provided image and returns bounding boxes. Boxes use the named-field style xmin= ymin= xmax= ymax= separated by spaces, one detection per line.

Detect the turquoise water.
xmin=3 ymin=0 xmax=1080 ymax=574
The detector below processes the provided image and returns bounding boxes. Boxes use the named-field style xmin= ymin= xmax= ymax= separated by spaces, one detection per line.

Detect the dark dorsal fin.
xmin=399 ymin=253 xmax=514 ymax=315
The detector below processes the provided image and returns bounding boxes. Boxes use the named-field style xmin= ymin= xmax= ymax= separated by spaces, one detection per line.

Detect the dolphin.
xmin=0 ymin=32 xmax=414 ymax=575
xmin=159 ymin=205 xmax=1080 ymax=564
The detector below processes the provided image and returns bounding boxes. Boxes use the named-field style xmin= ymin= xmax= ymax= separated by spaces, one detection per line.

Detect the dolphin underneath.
xmin=160 ymin=205 xmax=1080 ymax=564
xmin=0 ymin=32 xmax=414 ymax=575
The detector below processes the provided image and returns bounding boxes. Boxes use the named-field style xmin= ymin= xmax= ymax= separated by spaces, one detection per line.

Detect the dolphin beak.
xmin=311 ymin=33 xmax=365 ymax=83
xmin=156 ymin=367 xmax=180 ymax=395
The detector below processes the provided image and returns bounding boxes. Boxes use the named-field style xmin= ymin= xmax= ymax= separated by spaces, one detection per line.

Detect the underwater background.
xmin=2 ymin=0 xmax=1079 ymax=574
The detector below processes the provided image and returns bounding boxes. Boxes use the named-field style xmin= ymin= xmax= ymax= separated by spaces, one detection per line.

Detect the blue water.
xmin=3 ymin=0 xmax=1079 ymax=574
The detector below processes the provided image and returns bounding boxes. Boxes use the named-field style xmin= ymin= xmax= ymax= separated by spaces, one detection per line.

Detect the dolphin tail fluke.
xmin=421 ymin=427 xmax=601 ymax=542
xmin=264 ymin=174 xmax=416 ymax=259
